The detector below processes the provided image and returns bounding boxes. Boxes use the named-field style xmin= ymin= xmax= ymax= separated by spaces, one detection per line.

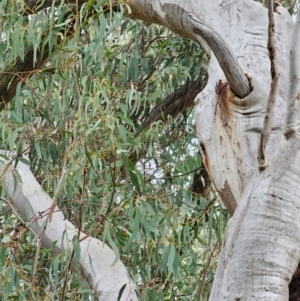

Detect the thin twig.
xmin=0 ymin=198 xmax=27 ymax=226
xmin=53 ymin=155 xmax=67 ymax=203
xmin=31 ymin=151 xmax=67 ymax=294
xmin=258 ymin=0 xmax=279 ymax=171
xmin=197 ymin=243 xmax=219 ymax=301
xmin=31 ymin=202 xmax=56 ymax=297
xmin=106 ymin=147 xmax=117 ymax=215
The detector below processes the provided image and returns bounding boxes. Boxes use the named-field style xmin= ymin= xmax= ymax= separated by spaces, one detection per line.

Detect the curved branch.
xmin=0 ymin=12 xmax=76 ymax=110
xmin=142 ymin=72 xmax=207 ymax=130
xmin=0 ymin=1 xmax=120 ymax=110
xmin=0 ymin=48 xmax=49 ymax=110
xmin=189 ymin=14 xmax=251 ymax=99
xmin=0 ymin=152 xmax=137 ymax=301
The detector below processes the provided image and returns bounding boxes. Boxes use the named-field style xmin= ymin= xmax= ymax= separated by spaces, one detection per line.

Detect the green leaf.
xmin=129 ymin=170 xmax=142 ymax=195
xmin=1 ymin=235 xmax=10 ymax=243
xmin=167 ymin=245 xmax=175 ymax=274
xmin=72 ymin=236 xmax=81 ymax=272
xmin=17 ymin=157 xmax=30 ymax=165
xmin=117 ymin=284 xmax=127 ymax=301
xmin=118 ymin=124 xmax=127 ymax=143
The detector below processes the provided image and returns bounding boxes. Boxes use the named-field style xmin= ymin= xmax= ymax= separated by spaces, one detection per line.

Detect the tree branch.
xmin=189 ymin=13 xmax=251 ymax=99
xmin=0 ymin=1 xmax=120 ymax=110
xmin=142 ymin=72 xmax=207 ymax=131
xmin=0 ymin=48 xmax=49 ymax=110
xmin=128 ymin=73 xmax=207 ymax=165
xmin=0 ymin=152 xmax=138 ymax=301
xmin=258 ymin=0 xmax=279 ymax=170
xmin=118 ymin=73 xmax=207 ymax=180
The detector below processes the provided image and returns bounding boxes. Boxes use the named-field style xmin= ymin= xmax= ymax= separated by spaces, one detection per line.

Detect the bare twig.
xmin=197 ymin=243 xmax=219 ymax=301
xmin=31 ymin=152 xmax=67 ymax=295
xmin=258 ymin=0 xmax=279 ymax=170
xmin=0 ymin=198 xmax=27 ymax=226
xmin=189 ymin=14 xmax=251 ymax=99
xmin=31 ymin=202 xmax=56 ymax=297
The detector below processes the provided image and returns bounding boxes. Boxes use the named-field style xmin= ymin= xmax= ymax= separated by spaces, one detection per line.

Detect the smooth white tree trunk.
xmin=0 ymin=152 xmax=137 ymax=301
xmin=127 ymin=0 xmax=299 ymax=300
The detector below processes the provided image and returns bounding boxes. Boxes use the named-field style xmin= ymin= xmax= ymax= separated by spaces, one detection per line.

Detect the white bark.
xmin=127 ymin=0 xmax=298 ymax=300
xmin=209 ymin=133 xmax=300 ymax=300
xmin=285 ymin=6 xmax=300 ymax=135
xmin=0 ymin=152 xmax=137 ymax=301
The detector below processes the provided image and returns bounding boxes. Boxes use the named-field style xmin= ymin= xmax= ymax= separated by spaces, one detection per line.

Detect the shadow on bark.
xmin=289 ymin=262 xmax=300 ymax=301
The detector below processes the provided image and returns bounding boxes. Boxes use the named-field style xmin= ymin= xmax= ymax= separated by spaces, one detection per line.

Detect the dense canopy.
xmin=0 ymin=1 xmax=227 ymax=300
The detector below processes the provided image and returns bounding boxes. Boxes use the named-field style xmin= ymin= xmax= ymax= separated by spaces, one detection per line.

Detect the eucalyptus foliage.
xmin=0 ymin=1 xmax=227 ymax=300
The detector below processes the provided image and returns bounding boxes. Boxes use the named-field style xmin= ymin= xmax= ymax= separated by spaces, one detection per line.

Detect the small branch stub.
xmin=189 ymin=13 xmax=251 ymax=99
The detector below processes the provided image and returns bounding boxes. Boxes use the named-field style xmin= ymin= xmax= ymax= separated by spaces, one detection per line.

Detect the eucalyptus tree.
xmin=0 ymin=1 xmax=219 ymax=301
xmin=1 ymin=0 xmax=299 ymax=300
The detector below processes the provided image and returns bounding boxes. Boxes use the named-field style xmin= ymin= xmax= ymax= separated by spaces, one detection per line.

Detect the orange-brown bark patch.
xmin=215 ymin=80 xmax=232 ymax=126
